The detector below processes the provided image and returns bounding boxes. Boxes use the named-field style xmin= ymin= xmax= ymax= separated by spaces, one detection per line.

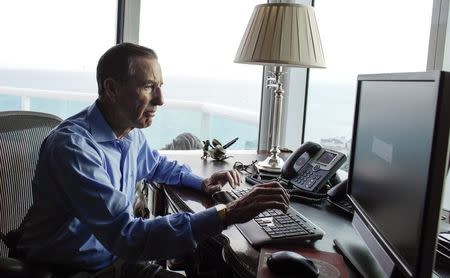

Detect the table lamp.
xmin=234 ymin=3 xmax=326 ymax=173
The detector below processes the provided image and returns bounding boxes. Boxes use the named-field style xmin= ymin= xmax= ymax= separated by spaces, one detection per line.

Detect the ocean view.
xmin=0 ymin=68 xmax=263 ymax=150
xmin=0 ymin=68 xmax=357 ymax=152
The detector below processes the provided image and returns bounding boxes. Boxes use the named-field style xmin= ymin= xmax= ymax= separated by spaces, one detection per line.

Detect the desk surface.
xmin=162 ymin=152 xmax=368 ymax=277
xmin=161 ymin=151 xmax=450 ymax=278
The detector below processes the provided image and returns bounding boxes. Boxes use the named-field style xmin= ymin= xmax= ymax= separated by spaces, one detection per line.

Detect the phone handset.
xmin=280 ymin=142 xmax=324 ymax=203
xmin=281 ymin=141 xmax=322 ymax=179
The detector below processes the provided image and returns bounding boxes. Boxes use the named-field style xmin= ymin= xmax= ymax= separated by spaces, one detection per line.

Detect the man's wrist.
xmin=215 ymin=204 xmax=228 ymax=228
xmin=201 ymin=178 xmax=210 ymax=192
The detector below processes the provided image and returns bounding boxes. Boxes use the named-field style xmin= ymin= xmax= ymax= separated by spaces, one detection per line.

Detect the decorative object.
xmin=201 ymin=137 xmax=239 ymax=161
xmin=234 ymin=3 xmax=326 ymax=173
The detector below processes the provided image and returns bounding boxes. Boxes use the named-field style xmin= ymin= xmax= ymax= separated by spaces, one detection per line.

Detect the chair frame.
xmin=0 ymin=110 xmax=62 ymax=277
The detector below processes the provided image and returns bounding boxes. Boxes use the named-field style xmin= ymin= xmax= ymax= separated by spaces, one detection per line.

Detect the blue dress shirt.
xmin=17 ymin=102 xmax=222 ymax=271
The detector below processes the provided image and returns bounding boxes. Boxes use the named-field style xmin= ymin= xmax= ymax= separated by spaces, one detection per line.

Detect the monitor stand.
xmin=333 ymin=238 xmax=385 ymax=277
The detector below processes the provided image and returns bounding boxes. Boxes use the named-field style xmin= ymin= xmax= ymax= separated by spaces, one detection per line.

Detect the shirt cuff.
xmin=181 ymin=172 xmax=204 ymax=191
xmin=190 ymin=207 xmax=223 ymax=241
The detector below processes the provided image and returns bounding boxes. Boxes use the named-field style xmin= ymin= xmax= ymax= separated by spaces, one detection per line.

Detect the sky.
xmin=313 ymin=0 xmax=432 ymax=80
xmin=139 ymin=0 xmax=263 ymax=80
xmin=0 ymin=0 xmax=116 ymax=72
xmin=0 ymin=0 xmax=433 ymax=80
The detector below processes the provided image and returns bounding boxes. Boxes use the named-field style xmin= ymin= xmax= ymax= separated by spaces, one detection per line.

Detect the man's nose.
xmin=151 ymin=86 xmax=164 ymax=106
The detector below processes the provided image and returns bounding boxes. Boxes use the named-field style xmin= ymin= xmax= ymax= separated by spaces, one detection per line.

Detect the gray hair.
xmin=96 ymin=43 xmax=158 ymax=96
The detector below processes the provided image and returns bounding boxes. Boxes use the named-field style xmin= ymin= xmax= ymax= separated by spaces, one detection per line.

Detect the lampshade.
xmin=234 ymin=3 xmax=326 ymax=68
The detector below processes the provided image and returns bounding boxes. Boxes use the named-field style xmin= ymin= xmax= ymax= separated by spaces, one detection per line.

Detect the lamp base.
xmin=256 ymin=155 xmax=284 ymax=173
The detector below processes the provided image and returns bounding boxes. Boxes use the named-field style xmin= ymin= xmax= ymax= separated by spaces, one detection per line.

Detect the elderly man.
xmin=17 ymin=43 xmax=289 ymax=278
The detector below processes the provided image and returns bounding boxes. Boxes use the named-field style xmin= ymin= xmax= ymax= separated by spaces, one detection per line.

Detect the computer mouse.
xmin=267 ymin=251 xmax=319 ymax=277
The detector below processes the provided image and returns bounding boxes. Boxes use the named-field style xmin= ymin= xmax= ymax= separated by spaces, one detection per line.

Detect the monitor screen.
xmin=348 ymin=71 xmax=450 ymax=277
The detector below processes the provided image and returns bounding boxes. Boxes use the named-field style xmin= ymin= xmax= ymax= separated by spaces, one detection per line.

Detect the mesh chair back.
xmin=0 ymin=111 xmax=62 ymax=257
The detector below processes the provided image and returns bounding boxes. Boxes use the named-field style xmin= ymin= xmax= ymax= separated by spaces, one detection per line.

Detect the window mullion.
xmin=118 ymin=0 xmax=140 ymax=44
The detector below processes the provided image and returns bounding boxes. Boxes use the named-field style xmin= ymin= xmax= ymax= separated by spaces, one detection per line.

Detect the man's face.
xmin=114 ymin=56 xmax=164 ymax=129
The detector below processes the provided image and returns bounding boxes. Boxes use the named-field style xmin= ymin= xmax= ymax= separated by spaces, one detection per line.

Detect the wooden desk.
xmin=157 ymin=151 xmax=450 ymax=278
xmin=160 ymin=152 xmax=360 ymax=277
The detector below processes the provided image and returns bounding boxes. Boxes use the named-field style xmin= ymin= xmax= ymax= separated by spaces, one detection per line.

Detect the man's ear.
xmin=103 ymin=78 xmax=119 ymax=102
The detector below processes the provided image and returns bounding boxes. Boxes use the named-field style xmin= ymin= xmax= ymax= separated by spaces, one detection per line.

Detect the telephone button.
xmin=312 ymin=165 xmax=321 ymax=171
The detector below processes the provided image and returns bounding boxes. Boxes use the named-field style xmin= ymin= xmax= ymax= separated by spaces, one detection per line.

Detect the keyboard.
xmin=229 ymin=188 xmax=325 ymax=247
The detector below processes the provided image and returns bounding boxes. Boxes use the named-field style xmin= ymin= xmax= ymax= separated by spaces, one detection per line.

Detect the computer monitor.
xmin=347 ymin=71 xmax=450 ymax=277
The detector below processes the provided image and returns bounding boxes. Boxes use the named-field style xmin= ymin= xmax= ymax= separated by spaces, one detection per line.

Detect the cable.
xmin=245 ymin=175 xmax=326 ymax=204
xmin=290 ymin=193 xmax=324 ymax=205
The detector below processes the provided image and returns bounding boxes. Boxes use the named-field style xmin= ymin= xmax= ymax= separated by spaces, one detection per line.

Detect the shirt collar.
xmin=87 ymin=101 xmax=119 ymax=143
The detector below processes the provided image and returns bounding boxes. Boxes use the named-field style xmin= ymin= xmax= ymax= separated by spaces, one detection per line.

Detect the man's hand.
xmin=202 ymin=169 xmax=241 ymax=194
xmin=225 ymin=182 xmax=290 ymax=225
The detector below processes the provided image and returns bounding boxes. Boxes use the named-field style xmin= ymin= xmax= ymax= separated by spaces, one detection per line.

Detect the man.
xmin=17 ymin=43 xmax=289 ymax=277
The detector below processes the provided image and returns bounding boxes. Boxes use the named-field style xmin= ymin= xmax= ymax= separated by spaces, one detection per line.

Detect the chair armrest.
xmin=0 ymin=257 xmax=54 ymax=278
xmin=0 ymin=257 xmax=30 ymax=278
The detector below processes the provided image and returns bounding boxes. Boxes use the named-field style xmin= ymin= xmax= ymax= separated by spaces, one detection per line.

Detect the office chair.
xmin=161 ymin=132 xmax=203 ymax=150
xmin=0 ymin=111 xmax=62 ymax=278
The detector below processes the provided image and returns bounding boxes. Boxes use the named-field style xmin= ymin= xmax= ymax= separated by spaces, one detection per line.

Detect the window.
xmin=139 ymin=0 xmax=263 ymax=150
xmin=0 ymin=0 xmax=116 ymax=118
xmin=443 ymin=3 xmax=450 ymax=71
xmin=304 ymin=0 xmax=433 ymax=171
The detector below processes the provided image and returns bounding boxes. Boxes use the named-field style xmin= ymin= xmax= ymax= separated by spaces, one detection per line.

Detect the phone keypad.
xmin=291 ymin=165 xmax=325 ymax=191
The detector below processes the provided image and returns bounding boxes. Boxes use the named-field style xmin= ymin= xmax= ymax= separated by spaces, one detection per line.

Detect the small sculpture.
xmin=201 ymin=137 xmax=238 ymax=161
xmin=201 ymin=139 xmax=210 ymax=160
